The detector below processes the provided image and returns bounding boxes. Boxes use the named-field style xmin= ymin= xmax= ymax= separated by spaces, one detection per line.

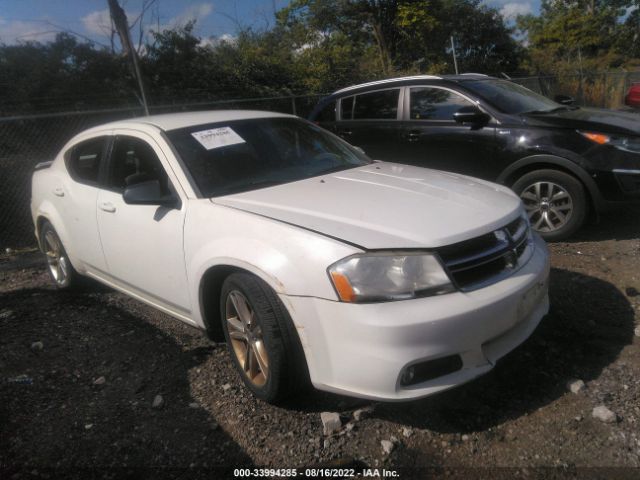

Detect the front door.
xmin=399 ymin=86 xmax=498 ymax=180
xmin=96 ymin=132 xmax=192 ymax=316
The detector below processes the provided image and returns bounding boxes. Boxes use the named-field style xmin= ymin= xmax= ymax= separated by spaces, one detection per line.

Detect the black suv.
xmin=309 ymin=74 xmax=640 ymax=240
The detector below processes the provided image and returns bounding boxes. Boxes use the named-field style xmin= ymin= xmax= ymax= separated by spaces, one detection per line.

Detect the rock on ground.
xmin=353 ymin=406 xmax=375 ymax=421
xmin=152 ymin=394 xmax=164 ymax=409
xmin=320 ymin=412 xmax=341 ymax=436
xmin=381 ymin=440 xmax=395 ymax=455
xmin=592 ymin=405 xmax=617 ymax=423
xmin=567 ymin=379 xmax=585 ymax=393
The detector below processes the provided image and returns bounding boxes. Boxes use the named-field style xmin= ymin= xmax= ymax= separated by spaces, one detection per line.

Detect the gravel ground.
xmin=1 ymin=210 xmax=639 ymax=479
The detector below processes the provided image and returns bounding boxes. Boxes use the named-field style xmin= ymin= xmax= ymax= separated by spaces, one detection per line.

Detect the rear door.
xmin=60 ymin=135 xmax=110 ymax=272
xmin=96 ymin=131 xmax=192 ymax=316
xmin=399 ymin=85 xmax=498 ymax=179
xmin=334 ymin=87 xmax=403 ymax=160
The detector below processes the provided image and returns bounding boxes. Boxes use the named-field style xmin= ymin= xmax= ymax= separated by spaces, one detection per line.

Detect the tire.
xmin=39 ymin=221 xmax=80 ymax=289
xmin=512 ymin=169 xmax=588 ymax=241
xmin=220 ymin=273 xmax=310 ymax=403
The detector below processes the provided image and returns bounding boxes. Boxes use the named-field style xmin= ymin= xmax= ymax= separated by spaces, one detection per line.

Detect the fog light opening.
xmin=400 ymin=354 xmax=463 ymax=387
xmin=401 ymin=366 xmax=415 ymax=385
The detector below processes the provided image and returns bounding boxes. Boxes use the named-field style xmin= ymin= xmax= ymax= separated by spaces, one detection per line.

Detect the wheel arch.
xmin=198 ymin=264 xmax=244 ymax=341
xmin=35 ymin=215 xmax=49 ymax=250
xmin=34 ymin=209 xmax=74 ymax=259
xmin=497 ymin=154 xmax=604 ymax=213
xmin=197 ymin=263 xmax=294 ymax=343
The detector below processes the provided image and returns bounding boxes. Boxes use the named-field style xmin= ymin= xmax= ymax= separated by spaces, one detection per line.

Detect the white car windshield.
xmin=165 ymin=117 xmax=371 ymax=197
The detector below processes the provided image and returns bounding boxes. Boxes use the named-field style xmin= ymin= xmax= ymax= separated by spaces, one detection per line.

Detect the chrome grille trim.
xmin=438 ymin=216 xmax=533 ymax=292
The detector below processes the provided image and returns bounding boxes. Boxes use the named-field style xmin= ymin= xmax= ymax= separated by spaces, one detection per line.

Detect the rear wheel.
xmin=220 ymin=273 xmax=309 ymax=403
xmin=39 ymin=221 xmax=79 ymax=289
xmin=512 ymin=169 xmax=587 ymax=241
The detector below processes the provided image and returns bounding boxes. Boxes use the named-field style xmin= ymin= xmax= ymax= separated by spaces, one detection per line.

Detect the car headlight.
xmin=579 ymin=131 xmax=640 ymax=153
xmin=328 ymin=252 xmax=454 ymax=303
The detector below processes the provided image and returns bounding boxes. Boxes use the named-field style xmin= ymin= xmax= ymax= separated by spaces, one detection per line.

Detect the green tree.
xmin=0 ymin=33 xmax=130 ymax=114
xmin=277 ymin=0 xmax=521 ymax=81
xmin=516 ymin=0 xmax=633 ymax=74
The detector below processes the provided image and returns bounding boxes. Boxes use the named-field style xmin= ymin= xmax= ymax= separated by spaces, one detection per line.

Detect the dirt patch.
xmin=1 ymin=209 xmax=639 ymax=478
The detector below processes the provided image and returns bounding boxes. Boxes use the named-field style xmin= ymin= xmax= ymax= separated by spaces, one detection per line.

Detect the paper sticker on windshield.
xmin=191 ymin=127 xmax=245 ymax=150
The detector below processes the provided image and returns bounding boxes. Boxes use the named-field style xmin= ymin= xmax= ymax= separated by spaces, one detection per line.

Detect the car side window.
xmin=409 ymin=87 xmax=474 ymax=120
xmin=342 ymin=89 xmax=400 ymax=120
xmin=315 ymin=101 xmax=336 ymax=122
xmin=66 ymin=137 xmax=106 ymax=185
xmin=107 ymin=136 xmax=170 ymax=194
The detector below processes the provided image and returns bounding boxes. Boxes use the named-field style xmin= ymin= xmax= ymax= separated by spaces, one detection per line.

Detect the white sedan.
xmin=31 ymin=111 xmax=550 ymax=402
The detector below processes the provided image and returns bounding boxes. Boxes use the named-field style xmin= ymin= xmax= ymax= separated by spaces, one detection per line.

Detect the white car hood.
xmin=212 ymin=162 xmax=523 ymax=249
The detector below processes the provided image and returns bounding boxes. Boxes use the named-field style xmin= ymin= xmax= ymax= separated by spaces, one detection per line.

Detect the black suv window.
xmin=343 ymin=89 xmax=400 ymax=120
xmin=315 ymin=101 xmax=336 ymax=122
xmin=107 ymin=136 xmax=170 ymax=193
xmin=66 ymin=137 xmax=106 ymax=185
xmin=409 ymin=87 xmax=473 ymax=120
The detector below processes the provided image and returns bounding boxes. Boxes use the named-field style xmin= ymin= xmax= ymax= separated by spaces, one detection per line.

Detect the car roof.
xmin=85 ymin=110 xmax=296 ymax=133
xmin=331 ymin=73 xmax=493 ymax=95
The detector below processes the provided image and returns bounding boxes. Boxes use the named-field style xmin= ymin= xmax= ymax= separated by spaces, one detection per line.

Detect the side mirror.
xmin=123 ymin=180 xmax=176 ymax=207
xmin=453 ymin=106 xmax=490 ymax=126
xmin=554 ymin=94 xmax=575 ymax=105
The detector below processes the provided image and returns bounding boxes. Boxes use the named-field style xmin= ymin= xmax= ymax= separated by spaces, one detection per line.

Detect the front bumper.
xmin=281 ymin=234 xmax=550 ymax=401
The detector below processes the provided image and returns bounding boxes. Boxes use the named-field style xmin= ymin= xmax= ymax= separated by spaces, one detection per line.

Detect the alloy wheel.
xmin=225 ymin=290 xmax=269 ymax=387
xmin=520 ymin=181 xmax=573 ymax=233
xmin=44 ymin=230 xmax=69 ymax=285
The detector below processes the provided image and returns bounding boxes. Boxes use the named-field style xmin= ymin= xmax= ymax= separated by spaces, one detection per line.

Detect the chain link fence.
xmin=512 ymin=71 xmax=640 ymax=110
xmin=2 ymin=71 xmax=640 ymax=250
xmin=0 ymin=94 xmax=324 ymax=250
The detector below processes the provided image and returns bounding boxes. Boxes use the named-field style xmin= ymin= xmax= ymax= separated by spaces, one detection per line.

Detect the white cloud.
xmin=81 ymin=9 xmax=113 ymax=37
xmin=0 ymin=17 xmax=58 ymax=44
xmin=198 ymin=33 xmax=236 ymax=48
xmin=157 ymin=3 xmax=214 ymax=31
xmin=500 ymin=2 xmax=533 ymax=20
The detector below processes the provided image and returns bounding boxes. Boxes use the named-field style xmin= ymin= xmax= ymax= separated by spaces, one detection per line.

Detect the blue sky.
xmin=0 ymin=0 xmax=541 ymax=46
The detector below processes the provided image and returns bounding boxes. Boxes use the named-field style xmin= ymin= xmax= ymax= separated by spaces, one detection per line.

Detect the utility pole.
xmin=450 ymin=35 xmax=459 ymax=75
xmin=108 ymin=0 xmax=150 ymax=115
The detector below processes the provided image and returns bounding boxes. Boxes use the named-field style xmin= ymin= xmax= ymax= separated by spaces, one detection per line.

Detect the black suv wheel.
xmin=512 ymin=169 xmax=587 ymax=241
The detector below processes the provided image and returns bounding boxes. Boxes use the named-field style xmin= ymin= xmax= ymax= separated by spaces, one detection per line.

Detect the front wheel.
xmin=512 ymin=169 xmax=588 ymax=241
xmin=220 ymin=273 xmax=309 ymax=403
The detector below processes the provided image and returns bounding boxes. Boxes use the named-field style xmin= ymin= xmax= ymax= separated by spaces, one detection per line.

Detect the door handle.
xmin=339 ymin=129 xmax=353 ymax=137
xmin=52 ymin=187 xmax=64 ymax=197
xmin=99 ymin=202 xmax=116 ymax=213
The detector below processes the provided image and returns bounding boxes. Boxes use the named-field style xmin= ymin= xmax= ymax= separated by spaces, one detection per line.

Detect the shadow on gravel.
xmin=0 ymin=286 xmax=253 ymax=475
xmin=561 ymin=207 xmax=640 ymax=243
xmin=370 ymin=268 xmax=635 ymax=433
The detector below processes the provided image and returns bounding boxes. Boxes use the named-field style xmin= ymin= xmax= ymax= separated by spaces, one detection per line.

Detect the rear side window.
xmin=315 ymin=101 xmax=336 ymax=122
xmin=66 ymin=137 xmax=106 ymax=185
xmin=341 ymin=89 xmax=400 ymax=120
xmin=409 ymin=87 xmax=473 ymax=120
